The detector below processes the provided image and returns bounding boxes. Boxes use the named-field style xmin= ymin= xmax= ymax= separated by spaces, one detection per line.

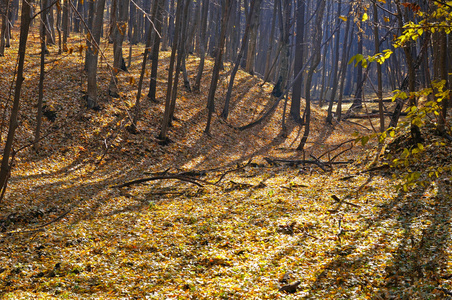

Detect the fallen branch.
xmin=309 ymin=154 xmax=329 ymax=172
xmin=113 ymin=175 xmax=206 ymax=188
xmin=318 ymin=139 xmax=356 ymax=161
xmin=213 ymin=159 xmax=253 ymax=184
xmin=264 ymin=157 xmax=353 ymax=167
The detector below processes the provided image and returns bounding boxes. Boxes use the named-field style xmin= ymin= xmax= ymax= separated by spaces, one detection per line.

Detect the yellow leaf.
xmin=339 ymin=16 xmax=347 ymax=22
xmin=384 ymin=16 xmax=390 ymax=22
xmin=362 ymin=13 xmax=368 ymax=22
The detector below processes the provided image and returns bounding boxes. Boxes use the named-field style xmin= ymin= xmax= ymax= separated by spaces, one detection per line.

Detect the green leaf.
xmin=361 ymin=136 xmax=370 ymax=146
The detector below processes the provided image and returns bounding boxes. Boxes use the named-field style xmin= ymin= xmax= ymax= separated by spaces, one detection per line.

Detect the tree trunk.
xmin=335 ymin=7 xmax=353 ymax=121
xmin=108 ymin=0 xmax=129 ymax=97
xmin=244 ymin=0 xmax=262 ymax=75
xmin=62 ymin=0 xmax=69 ymax=51
xmin=130 ymin=0 xmax=159 ymax=132
xmin=205 ymin=0 xmax=233 ymax=134
xmin=193 ymin=0 xmax=209 ymax=91
xmin=290 ymin=0 xmax=304 ymax=123
xmin=85 ymin=0 xmax=106 ymax=109
xmin=297 ymin=0 xmax=325 ymax=151
xmin=221 ymin=0 xmax=256 ymax=120
xmin=0 ymin=0 xmax=32 ymax=197
xmin=373 ymin=2 xmax=384 ymax=132
xmin=0 ymin=0 xmax=11 ymax=56
xmin=168 ymin=0 xmax=192 ymax=121
xmin=147 ymin=0 xmax=165 ymax=102
xmin=277 ymin=0 xmax=291 ymax=93
xmin=34 ymin=0 xmax=49 ymax=151
xmin=159 ymin=0 xmax=184 ymax=141
xmin=326 ymin=0 xmax=342 ymax=123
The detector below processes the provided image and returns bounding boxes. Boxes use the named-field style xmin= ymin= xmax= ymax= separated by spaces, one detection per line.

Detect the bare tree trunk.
xmin=147 ymin=0 xmax=165 ymax=102
xmin=326 ymin=0 xmax=342 ymax=123
xmin=278 ymin=0 xmax=291 ymax=92
xmin=297 ymin=0 xmax=325 ymax=151
xmin=57 ymin=0 xmax=63 ymax=54
xmin=193 ymin=0 xmax=209 ymax=91
xmin=221 ymin=0 xmax=257 ymax=120
xmin=168 ymin=0 xmax=192 ymax=121
xmin=85 ymin=0 xmax=106 ymax=109
xmin=34 ymin=0 xmax=49 ymax=151
xmin=373 ymin=2 xmax=384 ymax=132
xmin=62 ymin=0 xmax=69 ymax=51
xmin=205 ymin=0 xmax=233 ymax=134
xmin=263 ymin=0 xmax=277 ymax=80
xmin=434 ymin=30 xmax=448 ymax=134
xmin=350 ymin=1 xmax=363 ymax=110
xmin=290 ymin=0 xmax=305 ymax=123
xmin=0 ymin=0 xmax=11 ymax=56
xmin=0 ymin=0 xmax=32 ymax=197
xmin=130 ymin=0 xmax=161 ymax=132
xmin=108 ymin=0 xmax=129 ymax=98
xmin=108 ymin=0 xmax=117 ymax=42
xmin=244 ymin=0 xmax=262 ymax=75
xmin=335 ymin=7 xmax=353 ymax=121
xmin=159 ymin=0 xmax=184 ymax=141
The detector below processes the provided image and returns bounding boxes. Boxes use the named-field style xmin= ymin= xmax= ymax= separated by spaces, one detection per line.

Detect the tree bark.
xmin=85 ymin=0 xmax=106 ymax=109
xmin=0 ymin=0 xmax=10 ymax=56
xmin=34 ymin=0 xmax=49 ymax=151
xmin=108 ymin=0 xmax=129 ymax=98
xmin=244 ymin=0 xmax=262 ymax=75
xmin=0 ymin=0 xmax=32 ymax=196
xmin=297 ymin=0 xmax=325 ymax=151
xmin=221 ymin=0 xmax=256 ymax=120
xmin=159 ymin=0 xmax=184 ymax=141
xmin=205 ymin=0 xmax=233 ymax=134
xmin=290 ymin=0 xmax=305 ymax=123
xmin=147 ymin=0 xmax=165 ymax=102
xmin=193 ymin=0 xmax=209 ymax=91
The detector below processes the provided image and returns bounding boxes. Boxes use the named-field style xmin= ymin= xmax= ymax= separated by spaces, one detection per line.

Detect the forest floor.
xmin=1 ymin=30 xmax=452 ymax=299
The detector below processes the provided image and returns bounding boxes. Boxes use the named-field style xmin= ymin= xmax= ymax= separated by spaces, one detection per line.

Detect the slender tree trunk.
xmin=335 ymin=8 xmax=353 ymax=121
xmin=277 ymin=0 xmax=291 ymax=92
xmin=159 ymin=0 xmax=184 ymax=141
xmin=318 ymin=1 xmax=330 ymax=107
xmin=85 ymin=0 xmax=106 ymax=109
xmin=373 ymin=2 xmax=384 ymax=131
xmin=244 ymin=0 xmax=262 ymax=75
xmin=326 ymin=0 xmax=342 ymax=123
xmin=205 ymin=0 xmax=233 ymax=134
xmin=0 ymin=0 xmax=32 ymax=197
xmin=290 ymin=0 xmax=304 ymax=123
xmin=147 ymin=0 xmax=165 ymax=102
xmin=108 ymin=0 xmax=129 ymax=97
xmin=62 ymin=0 xmax=69 ymax=51
xmin=435 ymin=30 xmax=448 ymax=134
xmin=221 ymin=0 xmax=256 ymax=120
xmin=0 ymin=0 xmax=11 ymax=56
xmin=350 ymin=1 xmax=363 ymax=110
xmin=297 ymin=0 xmax=325 ymax=151
xmin=108 ymin=0 xmax=117 ymax=42
xmin=193 ymin=0 xmax=209 ymax=91
xmin=168 ymin=0 xmax=192 ymax=121
xmin=56 ymin=0 xmax=62 ymax=54
xmin=34 ymin=0 xmax=49 ymax=151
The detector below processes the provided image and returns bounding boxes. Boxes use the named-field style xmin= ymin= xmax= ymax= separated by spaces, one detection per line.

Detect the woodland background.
xmin=0 ymin=0 xmax=452 ymax=298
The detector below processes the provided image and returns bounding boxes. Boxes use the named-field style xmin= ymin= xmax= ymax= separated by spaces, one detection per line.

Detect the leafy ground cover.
xmin=1 ymin=31 xmax=452 ymax=299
